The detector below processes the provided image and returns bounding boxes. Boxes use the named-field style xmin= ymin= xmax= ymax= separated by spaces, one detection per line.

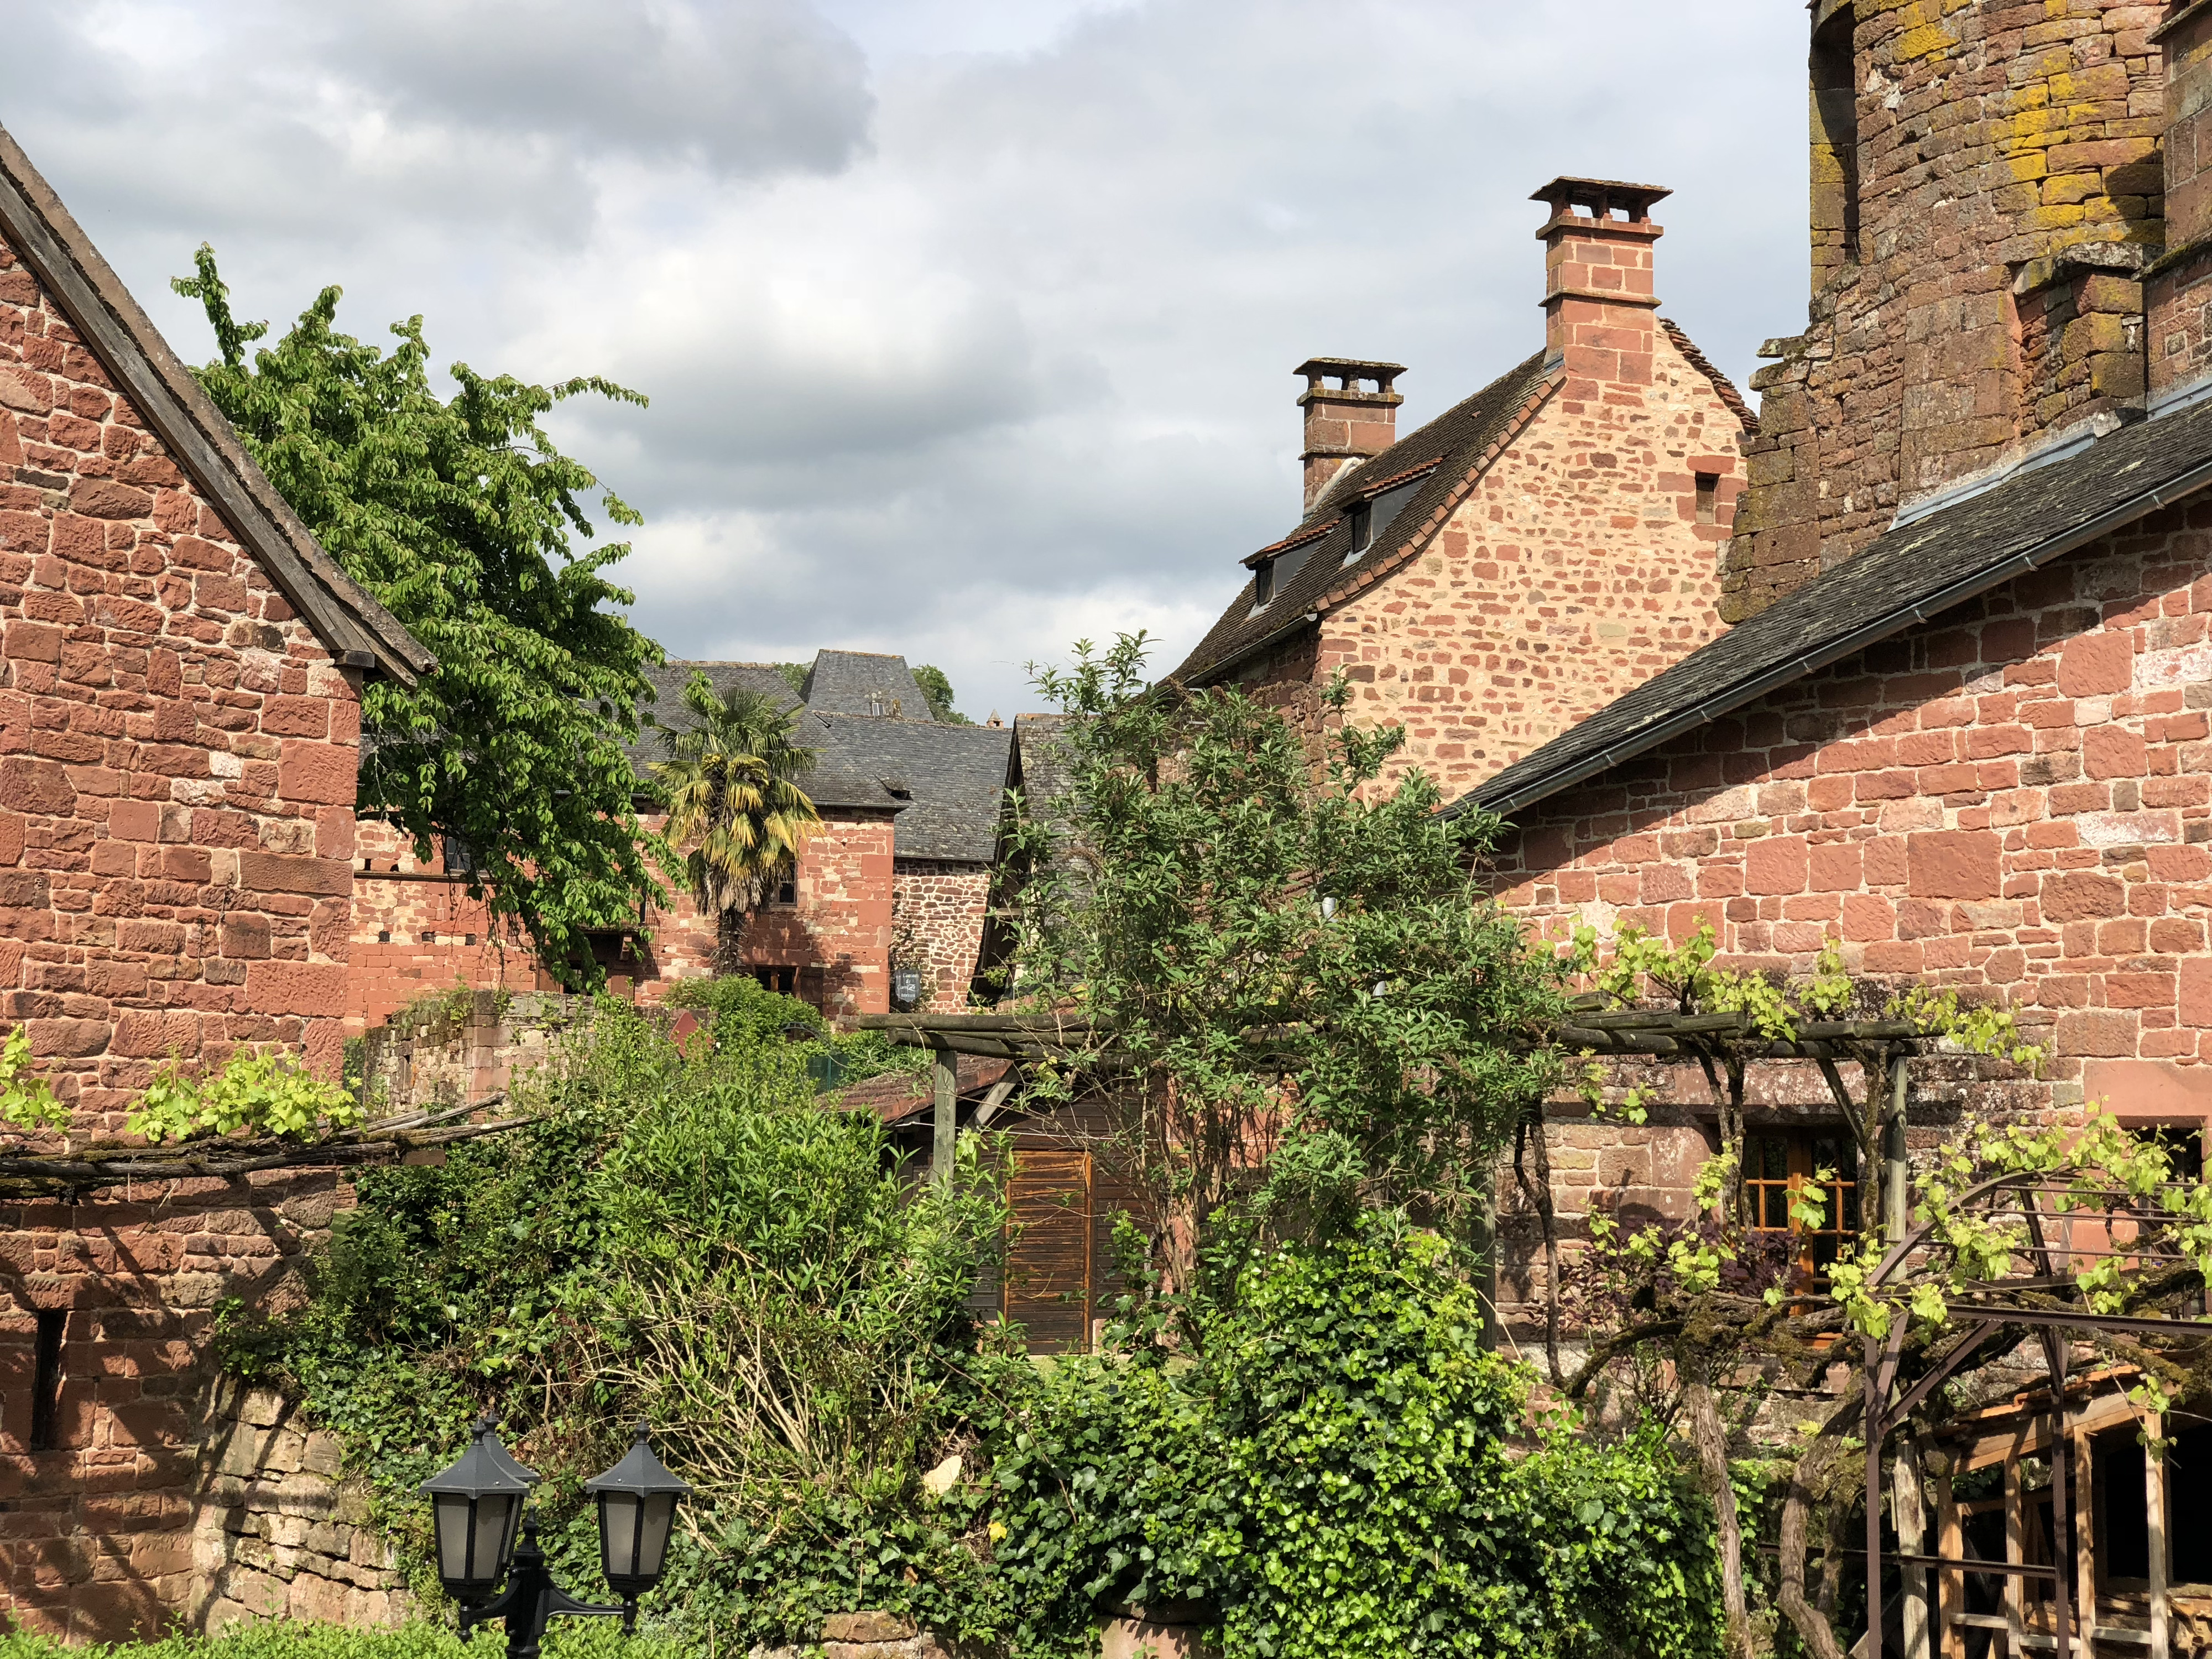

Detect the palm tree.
xmin=651 ymin=674 xmax=822 ymax=967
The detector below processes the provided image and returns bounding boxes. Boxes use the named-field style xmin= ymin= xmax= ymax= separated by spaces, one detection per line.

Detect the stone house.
xmin=1452 ymin=1 xmax=2212 ymax=1343
xmin=0 ymin=122 xmax=432 ymax=1635
xmin=348 ymin=649 xmax=1016 ymax=1026
xmin=1171 ymin=175 xmax=1757 ymax=798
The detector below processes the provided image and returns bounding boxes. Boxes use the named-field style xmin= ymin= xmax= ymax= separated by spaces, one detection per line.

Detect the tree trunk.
xmin=714 ymin=906 xmax=749 ymax=975
xmin=1685 ymin=1354 xmax=1757 ymax=1659
xmin=1513 ymin=1108 xmax=1563 ymax=1385
xmin=1781 ymin=1427 xmax=1851 ymax=1659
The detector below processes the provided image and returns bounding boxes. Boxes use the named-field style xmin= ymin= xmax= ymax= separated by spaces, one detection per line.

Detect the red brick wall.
xmin=1493 ymin=502 xmax=2212 ymax=1112
xmin=346 ymin=821 xmax=552 ymax=1032
xmin=347 ymin=810 xmax=901 ymax=1026
xmin=1227 ymin=327 xmax=1740 ymax=800
xmin=0 ymin=229 xmax=373 ymax=1637
xmin=891 ymin=859 xmax=992 ymax=1012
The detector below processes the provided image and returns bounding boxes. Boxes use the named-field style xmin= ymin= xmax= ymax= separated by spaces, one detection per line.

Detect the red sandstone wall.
xmin=1229 ymin=328 xmax=1741 ymax=800
xmin=1494 ymin=504 xmax=2212 ymax=1109
xmin=735 ymin=813 xmax=895 ymax=1021
xmin=346 ymin=821 xmax=551 ymax=1032
xmin=1731 ymin=2 xmax=2166 ymax=619
xmin=891 ymin=859 xmax=991 ymax=1012
xmin=347 ymin=811 xmax=899 ymax=1025
xmin=0 ymin=231 xmax=373 ymax=1637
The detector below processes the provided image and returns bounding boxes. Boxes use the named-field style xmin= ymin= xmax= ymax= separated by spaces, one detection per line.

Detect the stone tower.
xmin=1726 ymin=0 xmax=2168 ymax=622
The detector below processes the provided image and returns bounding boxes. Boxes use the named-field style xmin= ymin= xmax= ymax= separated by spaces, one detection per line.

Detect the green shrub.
xmin=975 ymin=1217 xmax=1724 ymax=1659
xmin=217 ymin=995 xmax=1010 ymax=1644
xmin=662 ymin=973 xmax=923 ymax=1087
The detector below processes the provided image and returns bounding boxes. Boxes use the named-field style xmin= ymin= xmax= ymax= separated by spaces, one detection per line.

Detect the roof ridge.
xmin=1658 ymin=317 xmax=1758 ymax=435
xmin=0 ymin=121 xmax=432 ymax=684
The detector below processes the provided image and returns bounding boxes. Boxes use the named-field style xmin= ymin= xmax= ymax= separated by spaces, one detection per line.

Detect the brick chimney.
xmin=2150 ymin=2 xmax=2212 ymax=402
xmin=1531 ymin=176 xmax=1668 ymax=393
xmin=1296 ymin=358 xmax=1404 ymax=513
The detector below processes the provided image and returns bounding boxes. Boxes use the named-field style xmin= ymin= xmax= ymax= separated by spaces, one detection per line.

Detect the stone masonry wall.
xmin=0 ymin=230 xmax=371 ymax=1639
xmin=349 ymin=811 xmax=898 ymax=1027
xmin=890 ymin=859 xmax=991 ymax=1013
xmin=0 ymin=1169 xmax=354 ymax=1639
xmin=1729 ymin=1 xmax=2167 ymax=621
xmin=1494 ymin=501 xmax=2212 ymax=1113
xmin=190 ymin=1379 xmax=409 ymax=1632
xmin=1226 ymin=327 xmax=1744 ymax=801
xmin=358 ymin=988 xmax=591 ymax=1113
xmin=346 ymin=820 xmax=552 ymax=1033
xmin=1487 ymin=503 xmax=2212 ymax=1340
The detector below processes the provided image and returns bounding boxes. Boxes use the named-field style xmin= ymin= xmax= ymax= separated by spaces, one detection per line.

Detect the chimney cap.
xmin=1295 ymin=357 xmax=1406 ymax=403
xmin=1529 ymin=176 xmax=1671 ymax=222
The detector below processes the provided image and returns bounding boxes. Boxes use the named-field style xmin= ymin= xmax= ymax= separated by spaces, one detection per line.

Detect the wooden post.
xmin=1936 ymin=1459 xmax=1965 ymax=1659
xmin=2148 ymin=1413 xmax=2169 ymax=1659
xmin=931 ymin=1047 xmax=956 ymax=1187
xmin=2005 ymin=1451 xmax=2025 ymax=1659
xmin=2072 ymin=1423 xmax=2096 ymax=1651
xmin=1898 ymin=1436 xmax=1931 ymax=1659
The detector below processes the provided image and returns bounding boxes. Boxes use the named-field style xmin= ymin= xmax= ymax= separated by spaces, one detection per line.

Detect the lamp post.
xmin=421 ymin=1417 xmax=691 ymax=1653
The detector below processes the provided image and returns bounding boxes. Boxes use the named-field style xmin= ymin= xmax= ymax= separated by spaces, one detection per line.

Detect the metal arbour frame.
xmin=1856 ymin=1168 xmax=2212 ymax=1659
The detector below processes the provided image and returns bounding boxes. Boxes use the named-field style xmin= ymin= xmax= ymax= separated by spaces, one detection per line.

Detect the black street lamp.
xmin=420 ymin=1416 xmax=689 ymax=1654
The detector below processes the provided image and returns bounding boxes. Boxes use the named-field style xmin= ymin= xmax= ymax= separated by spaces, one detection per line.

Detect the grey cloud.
xmin=0 ymin=0 xmax=1813 ymax=726
xmin=327 ymin=0 xmax=873 ymax=178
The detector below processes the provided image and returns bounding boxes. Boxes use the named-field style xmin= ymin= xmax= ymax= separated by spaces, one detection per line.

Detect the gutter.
xmin=1454 ymin=448 xmax=2212 ymax=820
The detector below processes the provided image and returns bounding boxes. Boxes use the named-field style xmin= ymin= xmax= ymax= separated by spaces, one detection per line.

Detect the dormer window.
xmin=1249 ymin=540 xmax=1316 ymax=613
xmin=1343 ymin=476 xmax=1425 ymax=566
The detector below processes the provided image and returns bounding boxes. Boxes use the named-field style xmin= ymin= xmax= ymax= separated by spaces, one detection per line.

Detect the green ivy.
xmin=973 ymin=1219 xmax=1724 ymax=1659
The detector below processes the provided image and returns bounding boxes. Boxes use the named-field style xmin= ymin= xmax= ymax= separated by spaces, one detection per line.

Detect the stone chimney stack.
xmin=1531 ymin=176 xmax=1667 ymax=393
xmin=2150 ymin=3 xmax=2212 ymax=402
xmin=1296 ymin=358 xmax=1404 ymax=513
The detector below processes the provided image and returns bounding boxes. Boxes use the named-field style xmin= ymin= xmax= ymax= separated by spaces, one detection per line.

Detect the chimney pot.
xmin=1295 ymin=356 xmax=1406 ymax=514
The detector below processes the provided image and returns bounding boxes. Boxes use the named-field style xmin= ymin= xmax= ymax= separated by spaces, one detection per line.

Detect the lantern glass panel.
xmin=601 ymin=1492 xmax=641 ymax=1579
xmin=471 ymin=1493 xmax=515 ymax=1582
xmin=435 ymin=1494 xmax=474 ymax=1582
xmin=637 ymin=1491 xmax=677 ymax=1578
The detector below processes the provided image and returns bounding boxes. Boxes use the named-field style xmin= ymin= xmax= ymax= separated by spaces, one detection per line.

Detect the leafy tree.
xmin=652 ymin=674 xmax=822 ymax=967
xmin=173 ymin=249 xmax=666 ymax=987
xmin=1001 ymin=634 xmax=1566 ymax=1310
xmin=774 ymin=661 xmax=810 ymax=700
xmin=912 ymin=664 xmax=972 ymax=724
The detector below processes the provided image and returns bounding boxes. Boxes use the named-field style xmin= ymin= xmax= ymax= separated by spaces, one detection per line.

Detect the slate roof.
xmin=804 ymin=650 xmax=930 ymax=718
xmin=1446 ymin=394 xmax=2212 ymax=820
xmin=801 ymin=711 xmax=1012 ymax=862
xmin=1172 ymin=351 xmax=1557 ymax=684
xmin=0 ymin=122 xmax=433 ymax=684
xmin=632 ymin=651 xmax=1013 ymax=855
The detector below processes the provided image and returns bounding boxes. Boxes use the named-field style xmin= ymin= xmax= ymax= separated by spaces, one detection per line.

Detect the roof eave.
xmin=1451 ymin=447 xmax=2212 ymax=822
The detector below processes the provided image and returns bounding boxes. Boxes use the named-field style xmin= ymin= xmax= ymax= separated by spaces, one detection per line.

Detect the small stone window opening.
xmin=464 ymin=932 xmax=477 ymax=946
xmin=774 ymin=875 xmax=797 ymax=905
xmin=30 ymin=1308 xmax=65 ymax=1452
xmin=2141 ymin=1123 xmax=2205 ymax=1183
xmin=1745 ymin=1130 xmax=1859 ymax=1278
xmin=1810 ymin=6 xmax=1861 ymax=269
xmin=420 ymin=931 xmax=435 ymax=944
xmin=377 ymin=929 xmax=391 ymax=943
xmin=1695 ymin=472 xmax=1719 ymax=525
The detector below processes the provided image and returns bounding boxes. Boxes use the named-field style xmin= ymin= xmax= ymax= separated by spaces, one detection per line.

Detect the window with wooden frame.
xmin=1745 ymin=1129 xmax=1860 ymax=1276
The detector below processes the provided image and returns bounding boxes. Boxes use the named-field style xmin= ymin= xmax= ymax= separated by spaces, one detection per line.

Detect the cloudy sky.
xmin=1 ymin=0 xmax=1808 ymax=722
